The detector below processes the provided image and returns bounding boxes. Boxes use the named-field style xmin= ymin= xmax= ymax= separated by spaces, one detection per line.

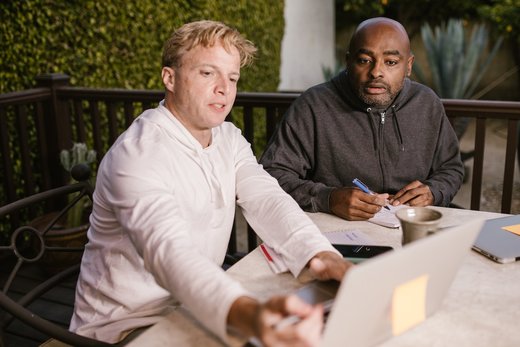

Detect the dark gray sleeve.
xmin=260 ymin=101 xmax=334 ymax=213
xmin=424 ymin=109 xmax=465 ymax=206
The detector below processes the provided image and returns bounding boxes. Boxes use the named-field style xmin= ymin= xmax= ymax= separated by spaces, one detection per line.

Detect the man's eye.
xmin=201 ymin=70 xmax=213 ymax=76
xmin=358 ymin=58 xmax=371 ymax=64
xmin=386 ymin=60 xmax=398 ymax=66
xmin=230 ymin=78 xmax=238 ymax=83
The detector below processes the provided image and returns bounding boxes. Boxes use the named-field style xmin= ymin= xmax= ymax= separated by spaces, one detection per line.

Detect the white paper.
xmin=324 ymin=229 xmax=373 ymax=245
xmin=368 ymin=205 xmax=407 ymax=228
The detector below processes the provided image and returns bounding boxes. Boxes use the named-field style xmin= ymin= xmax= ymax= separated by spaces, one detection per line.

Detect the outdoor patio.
xmin=1 ymin=79 xmax=519 ymax=346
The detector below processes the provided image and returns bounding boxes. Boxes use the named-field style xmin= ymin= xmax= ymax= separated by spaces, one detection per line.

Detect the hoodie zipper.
xmin=378 ymin=112 xmax=386 ymax=189
xmin=366 ymin=108 xmax=388 ymax=190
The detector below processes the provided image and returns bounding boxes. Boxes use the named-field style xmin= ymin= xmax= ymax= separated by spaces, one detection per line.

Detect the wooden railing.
xmin=442 ymin=99 xmax=520 ymax=213
xmin=1 ymin=74 xmax=519 ymax=217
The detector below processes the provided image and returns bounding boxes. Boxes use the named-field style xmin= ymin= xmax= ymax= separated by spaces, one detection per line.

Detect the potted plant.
xmin=31 ymin=143 xmax=97 ymax=273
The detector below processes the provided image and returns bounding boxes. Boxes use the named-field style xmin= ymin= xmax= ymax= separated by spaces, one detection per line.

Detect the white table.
xmin=127 ymin=207 xmax=520 ymax=347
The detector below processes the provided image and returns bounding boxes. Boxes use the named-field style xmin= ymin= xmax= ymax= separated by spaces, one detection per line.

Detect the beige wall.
xmin=278 ymin=0 xmax=335 ymax=92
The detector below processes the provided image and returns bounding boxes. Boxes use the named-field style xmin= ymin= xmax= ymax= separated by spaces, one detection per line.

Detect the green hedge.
xmin=0 ymin=0 xmax=284 ymax=93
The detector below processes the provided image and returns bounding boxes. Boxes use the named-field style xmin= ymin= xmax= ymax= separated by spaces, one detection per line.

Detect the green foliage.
xmin=413 ymin=19 xmax=502 ymax=99
xmin=479 ymin=0 xmax=520 ymax=43
xmin=341 ymin=0 xmax=386 ymax=18
xmin=0 ymin=0 xmax=283 ymax=93
xmin=187 ymin=0 xmax=284 ymax=92
xmin=336 ymin=0 xmax=496 ymax=37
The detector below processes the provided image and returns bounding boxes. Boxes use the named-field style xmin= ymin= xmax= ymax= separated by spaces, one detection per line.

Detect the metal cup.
xmin=396 ymin=207 xmax=443 ymax=245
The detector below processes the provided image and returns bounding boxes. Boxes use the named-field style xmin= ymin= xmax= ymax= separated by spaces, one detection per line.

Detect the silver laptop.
xmin=472 ymin=214 xmax=520 ymax=264
xmin=296 ymin=218 xmax=484 ymax=347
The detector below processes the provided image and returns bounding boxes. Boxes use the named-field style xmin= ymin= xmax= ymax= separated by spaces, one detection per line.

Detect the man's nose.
xmin=215 ymin=77 xmax=230 ymax=95
xmin=369 ymin=60 xmax=384 ymax=78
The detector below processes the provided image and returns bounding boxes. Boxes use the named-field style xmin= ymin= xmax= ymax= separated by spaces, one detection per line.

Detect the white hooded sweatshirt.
xmin=70 ymin=101 xmax=338 ymax=343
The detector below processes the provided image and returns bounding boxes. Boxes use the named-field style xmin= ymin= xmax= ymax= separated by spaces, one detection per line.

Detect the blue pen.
xmin=352 ymin=178 xmax=390 ymax=210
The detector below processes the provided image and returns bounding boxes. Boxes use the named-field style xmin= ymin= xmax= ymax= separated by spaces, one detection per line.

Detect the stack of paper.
xmin=260 ymin=230 xmax=375 ymax=274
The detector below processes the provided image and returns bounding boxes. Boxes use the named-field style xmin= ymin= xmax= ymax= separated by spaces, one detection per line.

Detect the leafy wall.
xmin=0 ymin=0 xmax=284 ymax=93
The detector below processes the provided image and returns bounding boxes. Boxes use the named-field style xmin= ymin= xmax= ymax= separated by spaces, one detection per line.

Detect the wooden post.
xmin=35 ymin=73 xmax=71 ymax=188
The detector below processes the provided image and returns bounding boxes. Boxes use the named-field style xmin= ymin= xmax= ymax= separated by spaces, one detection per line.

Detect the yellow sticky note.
xmin=391 ymin=274 xmax=429 ymax=336
xmin=502 ymin=224 xmax=520 ymax=236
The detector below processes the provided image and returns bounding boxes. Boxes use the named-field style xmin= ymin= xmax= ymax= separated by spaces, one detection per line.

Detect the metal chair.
xmin=0 ymin=164 xmax=112 ymax=347
xmin=0 ymin=162 xmax=252 ymax=345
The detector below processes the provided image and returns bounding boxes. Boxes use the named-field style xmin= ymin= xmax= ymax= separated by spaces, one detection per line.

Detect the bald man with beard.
xmin=261 ymin=17 xmax=464 ymax=221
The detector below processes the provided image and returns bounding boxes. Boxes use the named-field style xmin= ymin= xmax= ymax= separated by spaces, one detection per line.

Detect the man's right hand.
xmin=329 ymin=188 xmax=389 ymax=221
xmin=228 ymin=295 xmax=324 ymax=347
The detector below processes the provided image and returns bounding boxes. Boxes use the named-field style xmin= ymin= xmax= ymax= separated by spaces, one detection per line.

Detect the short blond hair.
xmin=162 ymin=20 xmax=257 ymax=68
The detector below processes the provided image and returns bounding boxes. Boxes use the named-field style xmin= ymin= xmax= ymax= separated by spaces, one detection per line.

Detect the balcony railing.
xmin=1 ymin=73 xmax=519 ymax=216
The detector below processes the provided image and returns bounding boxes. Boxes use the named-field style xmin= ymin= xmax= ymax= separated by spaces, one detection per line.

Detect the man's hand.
xmin=228 ymin=252 xmax=352 ymax=346
xmin=228 ymin=295 xmax=324 ymax=347
xmin=390 ymin=180 xmax=434 ymax=206
xmin=307 ymin=251 xmax=353 ymax=282
xmin=329 ymin=188 xmax=389 ymax=221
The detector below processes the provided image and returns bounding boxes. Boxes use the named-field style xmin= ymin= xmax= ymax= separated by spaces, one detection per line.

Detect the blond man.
xmin=70 ymin=20 xmax=349 ymax=346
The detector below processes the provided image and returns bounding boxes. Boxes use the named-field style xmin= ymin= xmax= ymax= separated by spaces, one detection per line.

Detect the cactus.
xmin=322 ymin=60 xmax=345 ymax=81
xmin=59 ymin=143 xmax=96 ymax=227
xmin=60 ymin=142 xmax=97 ymax=175
xmin=413 ymin=19 xmax=502 ymax=139
xmin=414 ymin=19 xmax=502 ymax=99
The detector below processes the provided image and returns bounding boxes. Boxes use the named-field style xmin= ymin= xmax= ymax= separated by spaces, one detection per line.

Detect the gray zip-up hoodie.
xmin=260 ymin=70 xmax=464 ymax=213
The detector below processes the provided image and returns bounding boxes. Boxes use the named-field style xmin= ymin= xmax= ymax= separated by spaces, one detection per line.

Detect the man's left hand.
xmin=390 ymin=180 xmax=434 ymax=206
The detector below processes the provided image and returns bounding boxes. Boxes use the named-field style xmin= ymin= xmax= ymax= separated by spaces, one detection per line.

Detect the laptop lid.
xmin=472 ymin=214 xmax=520 ymax=264
xmin=318 ymin=218 xmax=484 ymax=347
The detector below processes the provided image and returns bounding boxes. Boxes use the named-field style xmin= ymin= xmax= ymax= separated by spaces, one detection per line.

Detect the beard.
xmin=354 ymin=79 xmax=403 ymax=109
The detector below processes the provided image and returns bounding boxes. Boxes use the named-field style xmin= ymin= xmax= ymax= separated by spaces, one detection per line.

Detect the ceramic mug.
xmin=396 ymin=207 xmax=443 ymax=245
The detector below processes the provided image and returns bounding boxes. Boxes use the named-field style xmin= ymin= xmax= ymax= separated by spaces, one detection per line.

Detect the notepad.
xmin=323 ymin=229 xmax=373 ymax=245
xmin=369 ymin=205 xmax=407 ymax=228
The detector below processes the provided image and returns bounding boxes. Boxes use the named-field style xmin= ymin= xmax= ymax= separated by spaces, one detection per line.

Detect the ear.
xmin=161 ymin=67 xmax=175 ymax=91
xmin=406 ymin=55 xmax=415 ymax=77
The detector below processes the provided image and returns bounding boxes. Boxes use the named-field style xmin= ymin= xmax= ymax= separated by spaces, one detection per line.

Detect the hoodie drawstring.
xmin=195 ymin=148 xmax=227 ymax=208
xmin=366 ymin=107 xmax=379 ymax=151
xmin=391 ymin=105 xmax=405 ymax=151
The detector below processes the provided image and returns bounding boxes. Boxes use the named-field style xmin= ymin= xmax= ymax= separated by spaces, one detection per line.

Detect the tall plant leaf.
xmin=415 ymin=19 xmax=502 ymax=99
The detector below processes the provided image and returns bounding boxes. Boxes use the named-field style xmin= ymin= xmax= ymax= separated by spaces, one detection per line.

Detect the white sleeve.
xmin=233 ymin=131 xmax=340 ymax=277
